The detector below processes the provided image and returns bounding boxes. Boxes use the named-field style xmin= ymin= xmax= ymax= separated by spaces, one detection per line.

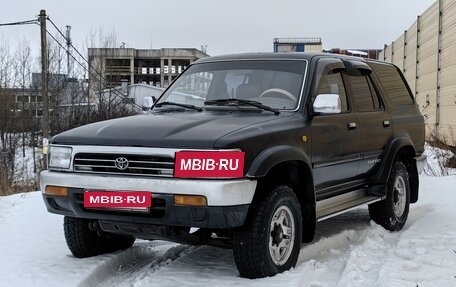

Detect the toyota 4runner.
xmin=40 ymin=53 xmax=426 ymax=278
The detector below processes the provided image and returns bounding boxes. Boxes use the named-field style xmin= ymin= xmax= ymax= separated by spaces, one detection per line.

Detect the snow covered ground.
xmin=0 ymin=175 xmax=455 ymax=287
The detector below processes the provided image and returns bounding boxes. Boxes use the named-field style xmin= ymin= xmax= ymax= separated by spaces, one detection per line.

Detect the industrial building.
xmin=88 ymin=48 xmax=209 ymax=90
xmin=323 ymin=48 xmax=382 ymax=60
xmin=273 ymin=38 xmax=380 ymax=60
xmin=2 ymin=73 xmax=87 ymax=117
xmin=273 ymin=38 xmax=323 ymax=53
xmin=380 ymin=0 xmax=456 ymax=144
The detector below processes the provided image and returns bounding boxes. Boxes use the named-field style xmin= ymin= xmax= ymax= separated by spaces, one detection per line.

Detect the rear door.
xmin=344 ymin=60 xmax=393 ymax=177
xmin=311 ymin=58 xmax=360 ymax=194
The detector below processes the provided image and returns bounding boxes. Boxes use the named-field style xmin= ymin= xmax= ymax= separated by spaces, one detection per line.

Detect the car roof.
xmin=193 ymin=52 xmax=383 ymax=64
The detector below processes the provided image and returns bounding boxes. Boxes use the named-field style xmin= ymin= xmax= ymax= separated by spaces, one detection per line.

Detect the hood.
xmin=51 ymin=110 xmax=288 ymax=148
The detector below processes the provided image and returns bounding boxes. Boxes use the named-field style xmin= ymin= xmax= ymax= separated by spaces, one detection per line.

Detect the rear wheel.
xmin=64 ymin=216 xmax=135 ymax=258
xmin=369 ymin=161 xmax=410 ymax=231
xmin=233 ymin=185 xmax=302 ymax=278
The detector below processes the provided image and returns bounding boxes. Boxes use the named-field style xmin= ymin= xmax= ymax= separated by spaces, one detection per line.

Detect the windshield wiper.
xmin=154 ymin=101 xmax=203 ymax=112
xmin=204 ymin=99 xmax=280 ymax=115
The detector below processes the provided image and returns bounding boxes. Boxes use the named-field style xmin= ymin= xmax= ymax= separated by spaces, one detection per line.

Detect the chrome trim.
xmin=73 ymin=152 xmax=174 ymax=177
xmin=40 ymin=170 xmax=257 ymax=206
xmin=317 ymin=197 xmax=382 ymax=222
xmin=316 ymin=189 xmax=384 ymax=221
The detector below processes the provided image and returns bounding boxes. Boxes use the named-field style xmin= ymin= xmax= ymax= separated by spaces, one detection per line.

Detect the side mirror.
xmin=142 ymin=96 xmax=155 ymax=111
xmin=313 ymin=94 xmax=341 ymax=114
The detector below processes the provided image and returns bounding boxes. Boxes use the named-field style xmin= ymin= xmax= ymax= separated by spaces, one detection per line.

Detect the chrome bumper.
xmin=40 ymin=170 xmax=257 ymax=207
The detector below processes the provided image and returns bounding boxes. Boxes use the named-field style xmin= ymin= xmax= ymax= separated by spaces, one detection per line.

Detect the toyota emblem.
xmin=115 ymin=157 xmax=129 ymax=170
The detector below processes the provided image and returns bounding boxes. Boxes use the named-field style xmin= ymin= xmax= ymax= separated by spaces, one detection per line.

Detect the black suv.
xmin=41 ymin=53 xmax=426 ymax=279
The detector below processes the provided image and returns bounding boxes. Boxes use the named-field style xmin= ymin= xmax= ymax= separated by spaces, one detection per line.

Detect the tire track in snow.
xmin=296 ymin=204 xmax=440 ymax=287
xmin=78 ymin=242 xmax=196 ymax=287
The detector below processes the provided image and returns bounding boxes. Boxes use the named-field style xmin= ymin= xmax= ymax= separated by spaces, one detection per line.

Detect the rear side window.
xmin=369 ymin=62 xmax=414 ymax=106
xmin=348 ymin=75 xmax=382 ymax=112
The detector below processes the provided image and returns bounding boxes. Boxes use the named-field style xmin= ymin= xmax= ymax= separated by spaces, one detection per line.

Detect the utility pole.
xmin=39 ymin=9 xmax=49 ymax=169
xmin=66 ymin=25 xmax=72 ymax=77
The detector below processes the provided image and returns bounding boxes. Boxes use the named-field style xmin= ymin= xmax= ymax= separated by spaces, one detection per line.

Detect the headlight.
xmin=49 ymin=146 xmax=73 ymax=169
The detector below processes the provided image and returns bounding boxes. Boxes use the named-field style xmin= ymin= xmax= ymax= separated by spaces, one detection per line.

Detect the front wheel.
xmin=233 ymin=185 xmax=302 ymax=279
xmin=369 ymin=161 xmax=410 ymax=231
xmin=64 ymin=216 xmax=135 ymax=258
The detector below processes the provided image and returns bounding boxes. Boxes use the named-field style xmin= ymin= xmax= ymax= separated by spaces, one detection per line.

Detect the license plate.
xmin=174 ymin=151 xmax=245 ymax=178
xmin=83 ymin=191 xmax=152 ymax=211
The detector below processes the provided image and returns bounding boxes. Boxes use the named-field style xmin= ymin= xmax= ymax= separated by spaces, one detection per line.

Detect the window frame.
xmin=346 ymin=73 xmax=384 ymax=113
xmin=311 ymin=58 xmax=352 ymax=116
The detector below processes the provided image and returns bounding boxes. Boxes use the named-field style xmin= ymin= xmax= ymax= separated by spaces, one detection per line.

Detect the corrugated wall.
xmin=381 ymin=0 xmax=456 ymax=144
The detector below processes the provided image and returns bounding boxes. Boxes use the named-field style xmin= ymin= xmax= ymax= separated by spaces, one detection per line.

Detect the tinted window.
xmin=367 ymin=77 xmax=381 ymax=109
xmin=369 ymin=62 xmax=414 ymax=106
xmin=349 ymin=75 xmax=382 ymax=112
xmin=316 ymin=72 xmax=348 ymax=112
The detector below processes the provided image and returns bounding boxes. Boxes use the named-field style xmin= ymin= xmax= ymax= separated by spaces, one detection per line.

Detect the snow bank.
xmin=422 ymin=143 xmax=456 ymax=176
xmin=1 ymin=176 xmax=455 ymax=286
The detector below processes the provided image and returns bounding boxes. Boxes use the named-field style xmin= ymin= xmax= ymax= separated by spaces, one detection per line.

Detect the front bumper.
xmin=40 ymin=170 xmax=256 ymax=228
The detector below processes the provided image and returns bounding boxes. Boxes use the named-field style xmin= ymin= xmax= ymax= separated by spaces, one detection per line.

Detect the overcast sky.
xmin=0 ymin=0 xmax=436 ymax=56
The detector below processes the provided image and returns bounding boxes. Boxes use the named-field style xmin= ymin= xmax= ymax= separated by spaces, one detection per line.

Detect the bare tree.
xmin=0 ymin=39 xmax=21 ymax=194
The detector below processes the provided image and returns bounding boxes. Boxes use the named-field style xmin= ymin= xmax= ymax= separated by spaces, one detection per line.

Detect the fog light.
xmin=45 ymin=186 xmax=68 ymax=197
xmin=174 ymin=195 xmax=207 ymax=207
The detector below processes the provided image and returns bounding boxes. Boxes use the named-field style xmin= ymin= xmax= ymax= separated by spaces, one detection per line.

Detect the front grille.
xmin=73 ymin=153 xmax=174 ymax=177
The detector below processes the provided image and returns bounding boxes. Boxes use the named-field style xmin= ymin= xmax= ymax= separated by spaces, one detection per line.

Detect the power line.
xmin=44 ymin=18 xmax=142 ymax=110
xmin=0 ymin=16 xmax=143 ymax=110
xmin=44 ymin=27 xmax=142 ymax=110
xmin=0 ymin=19 xmax=38 ymax=27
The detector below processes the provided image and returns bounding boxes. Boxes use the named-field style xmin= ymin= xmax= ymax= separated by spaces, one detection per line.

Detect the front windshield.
xmin=157 ymin=60 xmax=307 ymax=110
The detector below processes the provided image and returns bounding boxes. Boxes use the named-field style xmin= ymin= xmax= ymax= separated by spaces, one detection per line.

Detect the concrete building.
xmin=273 ymin=38 xmax=323 ymax=53
xmin=379 ymin=0 xmax=456 ymax=144
xmin=2 ymin=73 xmax=89 ymax=118
xmin=88 ymin=48 xmax=209 ymax=90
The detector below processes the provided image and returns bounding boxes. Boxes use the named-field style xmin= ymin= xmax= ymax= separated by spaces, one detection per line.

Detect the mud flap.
xmin=367 ymin=184 xmax=387 ymax=197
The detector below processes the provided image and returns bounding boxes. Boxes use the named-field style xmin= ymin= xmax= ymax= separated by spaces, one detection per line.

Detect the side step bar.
xmin=316 ymin=189 xmax=384 ymax=222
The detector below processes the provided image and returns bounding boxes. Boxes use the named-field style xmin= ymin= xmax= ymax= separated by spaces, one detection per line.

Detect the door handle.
xmin=347 ymin=122 xmax=357 ymax=130
xmin=383 ymin=120 xmax=390 ymax=128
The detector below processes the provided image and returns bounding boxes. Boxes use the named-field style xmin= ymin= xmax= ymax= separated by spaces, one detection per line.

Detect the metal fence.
xmin=379 ymin=0 xmax=456 ymax=144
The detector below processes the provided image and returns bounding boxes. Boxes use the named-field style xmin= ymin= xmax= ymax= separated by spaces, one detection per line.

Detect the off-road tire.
xmin=369 ymin=161 xmax=410 ymax=231
xmin=64 ymin=216 xmax=135 ymax=258
xmin=233 ymin=185 xmax=302 ymax=279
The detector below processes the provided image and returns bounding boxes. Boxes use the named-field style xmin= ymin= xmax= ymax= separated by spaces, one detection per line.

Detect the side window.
xmin=369 ymin=62 xmax=414 ymax=106
xmin=367 ymin=77 xmax=382 ymax=110
xmin=348 ymin=75 xmax=381 ymax=112
xmin=316 ymin=72 xmax=349 ymax=112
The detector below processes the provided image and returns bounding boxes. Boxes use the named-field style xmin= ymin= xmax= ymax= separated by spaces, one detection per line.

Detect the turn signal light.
xmin=174 ymin=195 xmax=207 ymax=207
xmin=45 ymin=185 xmax=68 ymax=197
